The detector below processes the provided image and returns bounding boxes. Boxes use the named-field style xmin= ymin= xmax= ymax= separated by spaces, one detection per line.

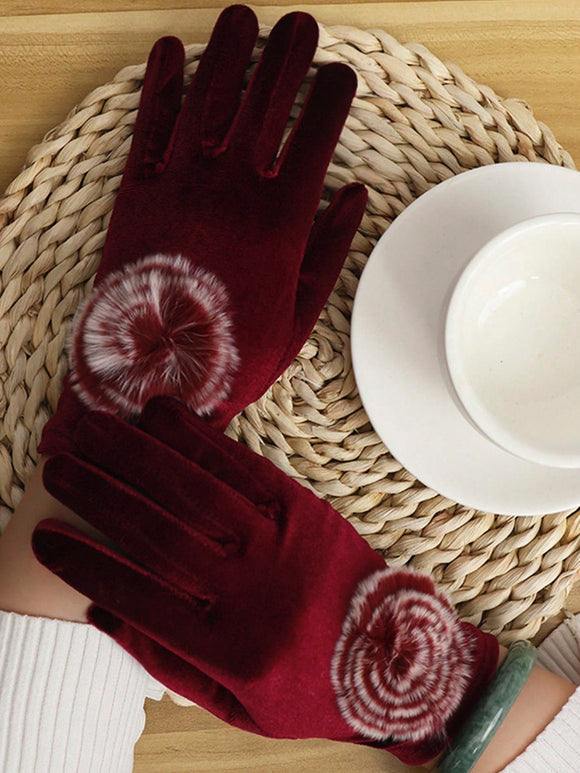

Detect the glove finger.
xmin=228 ymin=12 xmax=318 ymax=173
xmin=139 ymin=396 xmax=286 ymax=515
xmin=32 ymin=519 xmax=214 ymax=658
xmin=42 ymin=453 xmax=243 ymax=584
xmin=74 ymin=411 xmax=270 ymax=533
xmin=291 ymin=183 xmax=367 ymax=350
xmin=88 ymin=607 xmax=258 ymax=731
xmin=171 ymin=5 xmax=258 ymax=162
xmin=125 ymin=36 xmax=185 ymax=179
xmin=276 ymin=62 xmax=357 ymax=192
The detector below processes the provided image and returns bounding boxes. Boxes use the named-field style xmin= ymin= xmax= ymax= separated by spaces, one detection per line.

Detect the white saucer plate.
xmin=351 ymin=162 xmax=580 ymax=516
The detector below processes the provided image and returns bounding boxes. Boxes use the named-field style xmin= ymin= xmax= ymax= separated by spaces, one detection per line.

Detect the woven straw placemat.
xmin=0 ymin=23 xmax=579 ymax=645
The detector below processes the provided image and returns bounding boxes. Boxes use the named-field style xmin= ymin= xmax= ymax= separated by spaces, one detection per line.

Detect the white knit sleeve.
xmin=0 ymin=610 xmax=165 ymax=773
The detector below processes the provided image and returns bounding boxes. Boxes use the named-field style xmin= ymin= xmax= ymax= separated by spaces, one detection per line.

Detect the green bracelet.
xmin=437 ymin=640 xmax=537 ymax=773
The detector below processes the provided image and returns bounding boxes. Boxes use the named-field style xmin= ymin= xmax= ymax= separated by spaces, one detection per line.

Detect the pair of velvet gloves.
xmin=32 ymin=5 xmax=499 ymax=767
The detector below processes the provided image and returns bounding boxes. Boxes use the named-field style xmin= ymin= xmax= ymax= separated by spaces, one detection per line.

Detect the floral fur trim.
xmin=69 ymin=254 xmax=239 ymax=417
xmin=331 ymin=566 xmax=475 ymax=743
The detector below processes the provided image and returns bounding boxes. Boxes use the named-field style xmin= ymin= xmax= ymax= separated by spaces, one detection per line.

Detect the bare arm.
xmin=0 ymin=460 xmax=96 ymax=622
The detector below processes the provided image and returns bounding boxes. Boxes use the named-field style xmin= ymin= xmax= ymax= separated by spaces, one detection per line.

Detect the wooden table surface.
xmin=1 ymin=2 xmax=580 ymax=771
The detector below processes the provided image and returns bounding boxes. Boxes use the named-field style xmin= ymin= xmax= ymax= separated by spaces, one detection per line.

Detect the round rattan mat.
xmin=0 ymin=23 xmax=579 ymax=645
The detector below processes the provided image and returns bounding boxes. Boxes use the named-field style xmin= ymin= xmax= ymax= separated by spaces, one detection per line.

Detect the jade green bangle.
xmin=437 ymin=640 xmax=537 ymax=773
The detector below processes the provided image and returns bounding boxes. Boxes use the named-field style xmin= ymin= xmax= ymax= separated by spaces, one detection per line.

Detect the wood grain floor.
xmin=2 ymin=1 xmax=580 ymax=196
xmin=1 ymin=2 xmax=580 ymax=771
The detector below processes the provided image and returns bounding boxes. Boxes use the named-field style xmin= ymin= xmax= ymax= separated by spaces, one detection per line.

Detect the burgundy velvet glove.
xmin=38 ymin=5 xmax=367 ymax=455
xmin=33 ymin=397 xmax=498 ymax=765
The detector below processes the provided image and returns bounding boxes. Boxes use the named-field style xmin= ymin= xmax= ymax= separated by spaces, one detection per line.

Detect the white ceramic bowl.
xmin=445 ymin=212 xmax=580 ymax=469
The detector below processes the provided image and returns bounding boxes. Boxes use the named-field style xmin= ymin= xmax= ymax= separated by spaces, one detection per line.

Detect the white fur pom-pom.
xmin=331 ymin=567 xmax=474 ymax=743
xmin=69 ymin=254 xmax=239 ymax=417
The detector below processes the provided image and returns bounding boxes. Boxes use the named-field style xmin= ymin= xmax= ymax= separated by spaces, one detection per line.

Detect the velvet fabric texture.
xmin=38 ymin=5 xmax=367 ymax=455
xmin=33 ymin=397 xmax=499 ymax=765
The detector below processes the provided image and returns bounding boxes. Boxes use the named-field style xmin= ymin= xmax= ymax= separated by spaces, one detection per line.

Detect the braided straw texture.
xmin=0 ymin=23 xmax=579 ymax=645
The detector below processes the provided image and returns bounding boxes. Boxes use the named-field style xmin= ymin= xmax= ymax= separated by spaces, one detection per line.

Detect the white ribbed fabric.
xmin=501 ymin=612 xmax=580 ymax=773
xmin=0 ymin=610 xmax=164 ymax=773
xmin=536 ymin=612 xmax=580 ymax=684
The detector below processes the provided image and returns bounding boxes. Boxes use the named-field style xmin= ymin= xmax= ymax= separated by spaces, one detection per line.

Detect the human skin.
xmin=0 ymin=461 xmax=575 ymax=771
xmin=0 ymin=461 xmax=98 ymax=622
